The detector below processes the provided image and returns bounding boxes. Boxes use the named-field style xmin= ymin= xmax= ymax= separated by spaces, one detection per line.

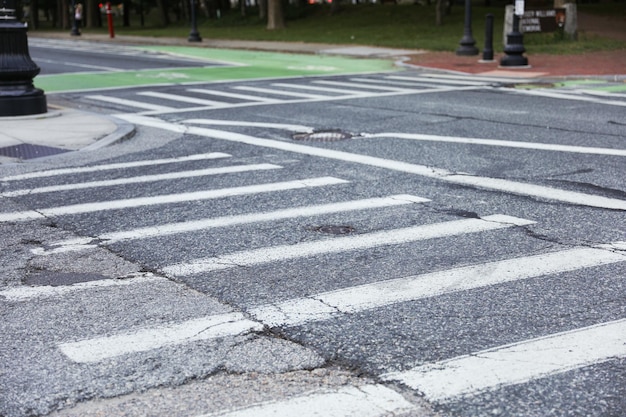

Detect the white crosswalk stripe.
xmin=138 ymin=91 xmax=228 ymax=106
xmin=58 ymin=312 xmax=264 ymax=363
xmin=0 ymin=176 xmax=348 ymax=222
xmin=381 ymin=318 xmax=626 ymax=402
xmin=250 ymin=244 xmax=626 ymax=327
xmin=161 ymin=214 xmax=535 ymax=276
xmin=32 ymin=194 xmax=430 ymax=255
xmin=197 ymin=384 xmax=416 ymax=417
xmin=0 ymin=163 xmax=282 ymax=197
xmin=87 ymin=94 xmax=176 ymax=111
xmin=0 ymin=152 xmax=231 ymax=181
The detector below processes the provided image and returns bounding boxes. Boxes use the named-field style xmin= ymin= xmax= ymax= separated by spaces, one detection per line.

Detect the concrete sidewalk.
xmin=1 ymin=35 xmax=624 ymax=165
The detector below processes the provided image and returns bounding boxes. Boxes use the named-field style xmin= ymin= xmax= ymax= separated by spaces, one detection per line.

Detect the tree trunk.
xmin=30 ymin=0 xmax=40 ymax=29
xmin=435 ymin=0 xmax=444 ymax=25
xmin=60 ymin=0 xmax=69 ymax=29
xmin=258 ymin=0 xmax=266 ymax=20
xmin=156 ymin=0 xmax=170 ymax=25
xmin=123 ymin=0 xmax=130 ymax=26
xmin=266 ymin=0 xmax=284 ymax=29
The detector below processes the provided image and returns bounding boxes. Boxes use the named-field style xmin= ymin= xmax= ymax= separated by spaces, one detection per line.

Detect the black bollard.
xmin=188 ymin=0 xmax=202 ymax=42
xmin=0 ymin=0 xmax=47 ymax=116
xmin=482 ymin=14 xmax=495 ymax=62
xmin=500 ymin=12 xmax=529 ymax=67
xmin=456 ymin=0 xmax=479 ymax=56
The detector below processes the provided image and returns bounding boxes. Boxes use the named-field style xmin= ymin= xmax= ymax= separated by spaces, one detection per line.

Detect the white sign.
xmin=515 ymin=0 xmax=525 ymax=16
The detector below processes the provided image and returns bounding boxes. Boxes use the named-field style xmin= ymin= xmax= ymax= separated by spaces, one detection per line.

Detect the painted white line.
xmin=118 ymin=116 xmax=626 ymax=211
xmin=381 ymin=318 xmax=626 ymax=402
xmin=0 ymin=177 xmax=349 ymax=223
xmin=186 ymin=88 xmax=280 ymax=102
xmin=233 ymin=86 xmax=330 ymax=99
xmin=138 ymin=91 xmax=227 ymax=106
xmin=364 ymin=132 xmax=626 ymax=157
xmin=0 ymin=153 xmax=230 ymax=182
xmin=197 ymin=384 xmax=415 ymax=417
xmin=0 ymin=273 xmax=163 ymax=302
xmin=183 ymin=119 xmax=314 ymax=132
xmin=86 ymin=95 xmax=176 ymax=111
xmin=33 ymin=58 xmax=124 ymax=72
xmin=251 ymin=245 xmax=625 ymax=326
xmin=271 ymin=82 xmax=370 ymax=96
xmin=511 ymin=88 xmax=626 ymax=107
xmin=350 ymin=77 xmax=447 ymax=89
xmin=58 ymin=312 xmax=263 ymax=363
xmin=575 ymin=89 xmax=626 ymax=99
xmin=409 ymin=73 xmax=530 ymax=83
xmin=161 ymin=214 xmax=534 ymax=276
xmin=314 ymin=80 xmax=415 ymax=92
xmin=33 ymin=194 xmax=430 ymax=255
xmin=1 ymin=164 xmax=282 ymax=197
xmin=445 ymin=174 xmax=626 ymax=210
xmin=385 ymin=75 xmax=490 ymax=86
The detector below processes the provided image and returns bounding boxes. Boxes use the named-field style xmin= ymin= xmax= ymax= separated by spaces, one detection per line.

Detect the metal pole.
xmin=456 ymin=0 xmax=479 ymax=56
xmin=188 ymin=0 xmax=202 ymax=42
xmin=482 ymin=13 xmax=494 ymax=61
xmin=0 ymin=0 xmax=47 ymax=116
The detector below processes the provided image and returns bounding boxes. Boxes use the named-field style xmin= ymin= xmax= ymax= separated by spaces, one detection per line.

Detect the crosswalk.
xmin=82 ymin=71 xmax=626 ymax=118
xmin=1 ymin=146 xmax=625 ymax=416
xmin=83 ymin=73 xmax=503 ymax=115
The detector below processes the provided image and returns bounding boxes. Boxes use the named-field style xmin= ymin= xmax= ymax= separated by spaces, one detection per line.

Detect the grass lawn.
xmin=32 ymin=1 xmax=626 ymax=54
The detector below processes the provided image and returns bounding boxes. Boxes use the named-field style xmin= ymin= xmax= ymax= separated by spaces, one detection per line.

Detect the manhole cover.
xmin=292 ymin=130 xmax=354 ymax=142
xmin=0 ymin=144 xmax=70 ymax=160
xmin=312 ymin=225 xmax=355 ymax=235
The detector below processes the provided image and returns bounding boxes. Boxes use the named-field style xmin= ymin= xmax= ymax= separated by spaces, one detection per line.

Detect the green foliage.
xmin=35 ymin=1 xmax=626 ymax=54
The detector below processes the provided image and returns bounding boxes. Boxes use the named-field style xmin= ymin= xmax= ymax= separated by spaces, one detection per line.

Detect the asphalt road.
xmin=1 ymin=41 xmax=625 ymax=417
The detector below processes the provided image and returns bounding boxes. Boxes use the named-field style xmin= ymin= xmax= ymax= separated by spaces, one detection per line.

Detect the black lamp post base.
xmin=188 ymin=33 xmax=202 ymax=42
xmin=456 ymin=43 xmax=479 ymax=56
xmin=500 ymin=55 xmax=529 ymax=67
xmin=0 ymin=89 xmax=47 ymax=117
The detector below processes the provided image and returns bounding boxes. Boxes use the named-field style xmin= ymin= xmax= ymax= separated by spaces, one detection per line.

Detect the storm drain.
xmin=0 ymin=144 xmax=70 ymax=160
xmin=292 ymin=130 xmax=355 ymax=142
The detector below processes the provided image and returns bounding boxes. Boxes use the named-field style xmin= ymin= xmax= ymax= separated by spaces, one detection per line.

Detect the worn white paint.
xmin=251 ymin=245 xmax=626 ymax=326
xmin=58 ymin=312 xmax=263 ymax=363
xmin=32 ymin=194 xmax=429 ymax=255
xmin=197 ymin=384 xmax=416 ymax=417
xmin=0 ymin=152 xmax=231 ymax=182
xmin=1 ymin=164 xmax=282 ymax=197
xmin=0 ymin=177 xmax=348 ymax=222
xmin=382 ymin=318 xmax=626 ymax=402
xmin=161 ymin=214 xmax=535 ymax=276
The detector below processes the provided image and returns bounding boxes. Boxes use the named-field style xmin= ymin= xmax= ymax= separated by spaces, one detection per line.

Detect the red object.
xmin=106 ymin=2 xmax=115 ymax=38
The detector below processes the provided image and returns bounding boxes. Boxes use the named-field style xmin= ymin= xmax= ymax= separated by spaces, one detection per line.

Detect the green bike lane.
xmin=35 ymin=46 xmax=398 ymax=93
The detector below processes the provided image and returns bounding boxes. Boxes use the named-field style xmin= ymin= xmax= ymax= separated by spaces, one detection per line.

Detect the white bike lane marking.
xmin=118 ymin=115 xmax=626 ymax=211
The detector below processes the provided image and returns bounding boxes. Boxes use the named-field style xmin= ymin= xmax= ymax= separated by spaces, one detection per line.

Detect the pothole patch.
xmin=311 ymin=225 xmax=356 ymax=235
xmin=24 ymin=271 xmax=110 ymax=286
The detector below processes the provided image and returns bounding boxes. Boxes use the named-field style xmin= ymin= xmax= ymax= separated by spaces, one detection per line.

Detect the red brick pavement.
xmin=406 ymin=49 xmax=626 ymax=77
xmin=407 ymin=11 xmax=626 ymax=78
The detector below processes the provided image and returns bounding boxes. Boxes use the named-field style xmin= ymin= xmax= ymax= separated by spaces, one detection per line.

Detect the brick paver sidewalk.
xmin=407 ymin=12 xmax=626 ymax=77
